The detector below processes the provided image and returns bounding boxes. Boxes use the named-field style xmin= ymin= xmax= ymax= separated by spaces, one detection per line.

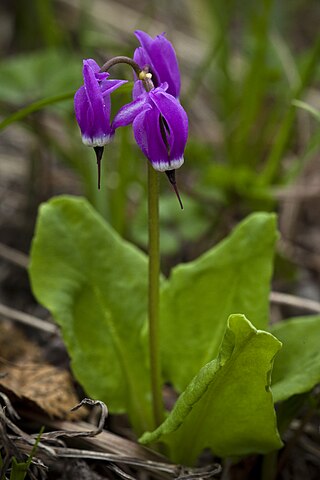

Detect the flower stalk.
xmin=100 ymin=56 xmax=164 ymax=428
xmin=148 ymin=162 xmax=164 ymax=428
xmin=100 ymin=56 xmax=141 ymax=77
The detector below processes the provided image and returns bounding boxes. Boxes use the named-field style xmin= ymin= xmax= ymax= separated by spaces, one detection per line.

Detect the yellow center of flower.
xmin=139 ymin=71 xmax=152 ymax=81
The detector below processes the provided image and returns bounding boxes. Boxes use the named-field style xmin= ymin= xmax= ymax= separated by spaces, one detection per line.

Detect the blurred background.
xmin=1 ymin=0 xmax=320 ymax=317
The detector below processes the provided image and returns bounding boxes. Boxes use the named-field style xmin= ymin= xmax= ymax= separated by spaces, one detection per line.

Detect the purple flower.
xmin=74 ymin=59 xmax=126 ymax=147
xmin=133 ymin=30 xmax=181 ymax=99
xmin=113 ymin=83 xmax=188 ymax=173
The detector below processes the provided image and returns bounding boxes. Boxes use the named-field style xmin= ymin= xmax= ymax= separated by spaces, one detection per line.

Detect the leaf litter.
xmin=0 ymin=323 xmax=221 ymax=479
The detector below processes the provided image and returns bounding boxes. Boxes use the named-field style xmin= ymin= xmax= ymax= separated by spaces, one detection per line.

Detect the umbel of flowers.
xmin=74 ymin=31 xmax=188 ymax=205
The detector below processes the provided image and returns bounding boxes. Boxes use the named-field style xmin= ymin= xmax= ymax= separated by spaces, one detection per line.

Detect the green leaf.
xmin=29 ymin=196 xmax=152 ymax=434
xmin=140 ymin=314 xmax=282 ymax=464
xmin=270 ymin=315 xmax=320 ymax=402
xmin=160 ymin=212 xmax=277 ymax=391
xmin=0 ymin=91 xmax=75 ymax=131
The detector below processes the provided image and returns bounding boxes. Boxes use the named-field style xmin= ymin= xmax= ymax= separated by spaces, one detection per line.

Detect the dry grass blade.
xmin=278 ymin=238 xmax=320 ymax=272
xmin=0 ymin=241 xmax=29 ymax=268
xmin=20 ymin=407 xmax=222 ymax=478
xmin=0 ymin=391 xmax=20 ymax=420
xmin=270 ymin=291 xmax=320 ymax=313
xmin=16 ymin=444 xmax=222 ymax=479
xmin=108 ymin=462 xmax=138 ymax=480
xmin=0 ymin=302 xmax=57 ymax=334
xmin=36 ymin=417 xmax=167 ymax=462
xmin=50 ymin=447 xmax=177 ymax=473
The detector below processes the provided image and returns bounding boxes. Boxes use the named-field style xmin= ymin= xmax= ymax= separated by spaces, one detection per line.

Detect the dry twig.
xmin=270 ymin=291 xmax=320 ymax=313
xmin=0 ymin=303 xmax=57 ymax=334
xmin=0 ymin=242 xmax=29 ymax=268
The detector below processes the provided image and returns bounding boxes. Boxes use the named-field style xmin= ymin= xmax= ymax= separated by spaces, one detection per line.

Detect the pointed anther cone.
xmin=165 ymin=170 xmax=183 ymax=210
xmin=94 ymin=146 xmax=104 ymax=189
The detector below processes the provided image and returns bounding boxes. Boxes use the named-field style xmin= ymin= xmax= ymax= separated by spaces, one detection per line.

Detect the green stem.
xmin=261 ymin=450 xmax=278 ymax=480
xmin=148 ymin=162 xmax=164 ymax=428
xmin=101 ymin=56 xmax=160 ymax=428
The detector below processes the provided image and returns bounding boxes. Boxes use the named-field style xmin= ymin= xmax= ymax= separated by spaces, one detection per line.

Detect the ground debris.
xmin=60 ymin=459 xmax=105 ymax=480
xmin=0 ymin=393 xmax=49 ymax=479
xmin=0 ymin=394 xmax=222 ymax=480
xmin=0 ymin=363 xmax=84 ymax=420
xmin=0 ymin=322 xmax=84 ymax=420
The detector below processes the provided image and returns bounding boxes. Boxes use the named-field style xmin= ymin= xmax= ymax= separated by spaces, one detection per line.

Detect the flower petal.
xmin=133 ymin=46 xmax=151 ymax=71
xmin=82 ymin=63 xmax=108 ymax=125
xmin=149 ymin=89 xmax=188 ymax=164
xmin=74 ymin=64 xmax=112 ymax=146
xmin=133 ymin=45 xmax=160 ymax=90
xmin=74 ymin=85 xmax=89 ymax=131
xmin=84 ymin=58 xmax=100 ymax=73
xmin=132 ymin=80 xmax=145 ymax=99
xmin=84 ymin=59 xmax=108 ymax=81
xmin=100 ymin=79 xmax=127 ymax=96
xmin=134 ymin=30 xmax=181 ymax=98
xmin=112 ymin=92 xmax=149 ymax=129
xmin=133 ymin=104 xmax=175 ymax=172
xmin=74 ymin=59 xmax=126 ymax=147
xmin=74 ymin=85 xmax=111 ymax=146
xmin=134 ymin=30 xmax=154 ymax=51
xmin=101 ymin=80 xmax=127 ymax=127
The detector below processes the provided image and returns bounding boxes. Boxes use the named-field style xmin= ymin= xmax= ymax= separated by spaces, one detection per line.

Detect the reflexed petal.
xmin=149 ymin=34 xmax=180 ymax=97
xmin=133 ymin=45 xmax=160 ymax=89
xmin=74 ymin=64 xmax=112 ymax=146
xmin=94 ymin=71 xmax=109 ymax=81
xmin=100 ymin=79 xmax=127 ymax=96
xmin=84 ymin=58 xmax=100 ymax=73
xmin=133 ymin=107 xmax=166 ymax=169
xmin=74 ymin=86 xmax=89 ymax=131
xmin=112 ymin=93 xmax=149 ymax=129
xmin=134 ymin=30 xmax=180 ymax=98
xmin=133 ymin=46 xmax=151 ymax=72
xmin=131 ymin=110 xmax=149 ymax=160
xmin=103 ymin=94 xmax=111 ymax=132
xmin=74 ymin=86 xmax=112 ymax=146
xmin=101 ymin=79 xmax=127 ymax=125
xmin=134 ymin=30 xmax=154 ymax=50
xmin=132 ymin=80 xmax=145 ymax=99
xmin=157 ymin=82 xmax=169 ymax=92
xmin=83 ymin=64 xmax=107 ymax=119
xmin=133 ymin=105 xmax=176 ymax=172
xmin=75 ymin=59 xmax=126 ymax=147
xmin=84 ymin=59 xmax=108 ymax=81
xmin=150 ymin=89 xmax=188 ymax=163
xmin=82 ymin=63 xmax=110 ymax=139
